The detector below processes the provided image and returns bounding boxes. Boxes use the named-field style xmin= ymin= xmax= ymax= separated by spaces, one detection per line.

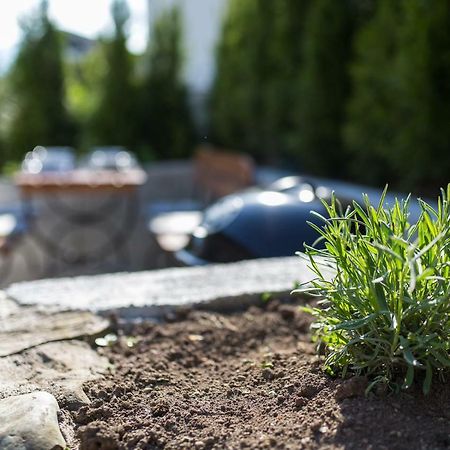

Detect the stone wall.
xmin=0 ymin=161 xmax=197 ymax=287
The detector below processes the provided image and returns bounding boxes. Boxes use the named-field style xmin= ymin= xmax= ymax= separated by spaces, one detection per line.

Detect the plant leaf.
xmin=423 ymin=362 xmax=432 ymax=395
xmin=402 ymin=364 xmax=414 ymax=390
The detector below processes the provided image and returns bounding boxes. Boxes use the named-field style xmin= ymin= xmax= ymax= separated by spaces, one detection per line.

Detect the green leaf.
xmin=402 ymin=365 xmax=414 ymax=390
xmin=331 ymin=314 xmax=377 ymax=331
xmin=298 ymin=185 xmax=450 ymax=395
xmin=400 ymin=337 xmax=422 ymax=367
xmin=431 ymin=350 xmax=450 ymax=368
xmin=423 ymin=362 xmax=432 ymax=395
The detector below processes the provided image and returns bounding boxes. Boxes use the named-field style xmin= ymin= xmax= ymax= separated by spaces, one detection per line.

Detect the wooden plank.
xmin=194 ymin=146 xmax=254 ymax=200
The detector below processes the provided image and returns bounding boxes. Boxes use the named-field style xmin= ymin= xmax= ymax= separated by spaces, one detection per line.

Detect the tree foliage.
xmin=295 ymin=0 xmax=358 ymax=177
xmin=7 ymin=0 xmax=76 ymax=160
xmin=139 ymin=7 xmax=194 ymax=160
xmin=65 ymin=43 xmax=107 ymax=135
xmin=209 ymin=0 xmax=262 ymax=157
xmin=210 ymin=0 xmax=311 ymax=163
xmin=345 ymin=0 xmax=404 ymax=186
xmin=263 ymin=0 xmax=312 ymax=163
xmin=394 ymin=0 xmax=450 ymax=191
xmin=1 ymin=0 xmax=449 ymax=192
xmin=346 ymin=0 xmax=450 ymax=192
xmin=88 ymin=0 xmax=138 ymax=150
xmin=0 ymin=78 xmax=8 ymax=166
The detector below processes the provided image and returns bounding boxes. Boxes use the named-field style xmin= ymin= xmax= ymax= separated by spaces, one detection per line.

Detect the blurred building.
xmin=147 ymin=0 xmax=228 ymax=131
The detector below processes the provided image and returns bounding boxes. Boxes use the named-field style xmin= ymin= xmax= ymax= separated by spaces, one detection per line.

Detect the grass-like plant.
xmin=293 ymin=186 xmax=450 ymax=394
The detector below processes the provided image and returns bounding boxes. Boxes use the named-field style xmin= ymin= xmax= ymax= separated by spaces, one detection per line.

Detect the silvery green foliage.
xmin=295 ymin=186 xmax=450 ymax=394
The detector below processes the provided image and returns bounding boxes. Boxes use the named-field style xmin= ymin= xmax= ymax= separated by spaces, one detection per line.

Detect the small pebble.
xmin=261 ymin=368 xmax=274 ymax=381
xmin=286 ymin=384 xmax=295 ymax=393
xmin=295 ymin=396 xmax=307 ymax=408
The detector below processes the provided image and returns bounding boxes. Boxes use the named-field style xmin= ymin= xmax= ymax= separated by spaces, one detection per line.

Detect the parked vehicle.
xmin=175 ymin=179 xmax=330 ymax=265
xmin=81 ymin=147 xmax=138 ymax=171
xmin=153 ymin=173 xmax=426 ymax=267
xmin=21 ymin=146 xmax=75 ymax=174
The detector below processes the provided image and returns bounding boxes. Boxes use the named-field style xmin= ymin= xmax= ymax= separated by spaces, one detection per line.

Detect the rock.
xmin=295 ymin=396 xmax=307 ymax=408
xmin=261 ymin=368 xmax=275 ymax=381
xmin=0 ymin=340 xmax=109 ymax=407
xmin=0 ymin=391 xmax=66 ymax=450
xmin=0 ymin=301 xmax=110 ymax=357
xmin=0 ymin=294 xmax=20 ymax=318
xmin=278 ymin=304 xmax=296 ymax=321
xmin=7 ymin=257 xmax=335 ymax=320
xmin=335 ymin=376 xmax=368 ymax=400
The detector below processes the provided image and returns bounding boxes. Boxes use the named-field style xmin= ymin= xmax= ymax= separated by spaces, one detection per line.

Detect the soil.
xmin=67 ymin=302 xmax=450 ymax=450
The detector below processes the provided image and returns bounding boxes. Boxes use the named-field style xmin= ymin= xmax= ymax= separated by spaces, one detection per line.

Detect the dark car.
xmin=172 ymin=174 xmax=427 ymax=266
xmin=175 ymin=180 xmax=330 ymax=266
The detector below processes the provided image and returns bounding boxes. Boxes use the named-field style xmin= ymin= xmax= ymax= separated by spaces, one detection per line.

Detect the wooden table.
xmin=14 ymin=169 xmax=147 ymax=275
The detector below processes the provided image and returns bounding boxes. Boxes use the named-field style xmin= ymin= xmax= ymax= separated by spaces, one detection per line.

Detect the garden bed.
xmin=68 ymin=301 xmax=449 ymax=450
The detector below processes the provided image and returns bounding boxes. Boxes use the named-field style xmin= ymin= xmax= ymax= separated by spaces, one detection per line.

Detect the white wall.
xmin=147 ymin=0 xmax=228 ymax=95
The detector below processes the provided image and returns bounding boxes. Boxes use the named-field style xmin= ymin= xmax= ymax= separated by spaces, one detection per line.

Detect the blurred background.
xmin=0 ymin=0 xmax=449 ymax=285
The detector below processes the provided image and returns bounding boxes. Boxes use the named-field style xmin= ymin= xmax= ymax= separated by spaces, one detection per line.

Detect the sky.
xmin=0 ymin=0 xmax=148 ymax=72
xmin=0 ymin=0 xmax=228 ymax=92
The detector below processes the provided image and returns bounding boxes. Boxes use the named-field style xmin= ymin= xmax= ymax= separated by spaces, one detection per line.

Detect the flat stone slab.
xmin=0 ymin=295 xmax=20 ymax=318
xmin=0 ymin=340 xmax=109 ymax=406
xmin=0 ymin=391 xmax=66 ymax=450
xmin=0 ymin=295 xmax=110 ymax=356
xmin=6 ymin=257 xmax=332 ymax=319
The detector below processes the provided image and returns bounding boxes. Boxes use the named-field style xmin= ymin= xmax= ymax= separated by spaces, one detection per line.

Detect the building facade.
xmin=147 ymin=0 xmax=228 ymax=130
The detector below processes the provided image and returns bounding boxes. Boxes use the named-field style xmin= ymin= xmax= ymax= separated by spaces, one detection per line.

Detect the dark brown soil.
xmin=70 ymin=302 xmax=450 ymax=450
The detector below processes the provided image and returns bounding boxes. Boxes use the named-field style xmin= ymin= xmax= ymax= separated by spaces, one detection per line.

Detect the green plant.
xmin=295 ymin=0 xmax=356 ymax=178
xmin=8 ymin=0 xmax=76 ymax=160
xmin=88 ymin=0 xmax=139 ymax=151
xmin=210 ymin=0 xmax=311 ymax=163
xmin=293 ymin=186 xmax=450 ymax=394
xmin=139 ymin=6 xmax=194 ymax=160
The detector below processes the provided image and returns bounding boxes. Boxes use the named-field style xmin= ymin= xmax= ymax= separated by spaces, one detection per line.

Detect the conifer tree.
xmin=210 ymin=0 xmax=270 ymax=159
xmin=0 ymin=79 xmax=7 ymax=165
xmin=89 ymin=0 xmax=138 ymax=150
xmin=211 ymin=0 xmax=310 ymax=163
xmin=8 ymin=0 xmax=75 ymax=160
xmin=65 ymin=43 xmax=107 ymax=137
xmin=140 ymin=7 xmax=194 ymax=160
xmin=0 ymin=134 xmax=4 ymax=169
xmin=344 ymin=0 xmax=403 ymax=185
xmin=263 ymin=0 xmax=311 ymax=164
xmin=346 ymin=0 xmax=450 ymax=192
xmin=393 ymin=0 xmax=450 ymax=191
xmin=295 ymin=0 xmax=360 ymax=177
